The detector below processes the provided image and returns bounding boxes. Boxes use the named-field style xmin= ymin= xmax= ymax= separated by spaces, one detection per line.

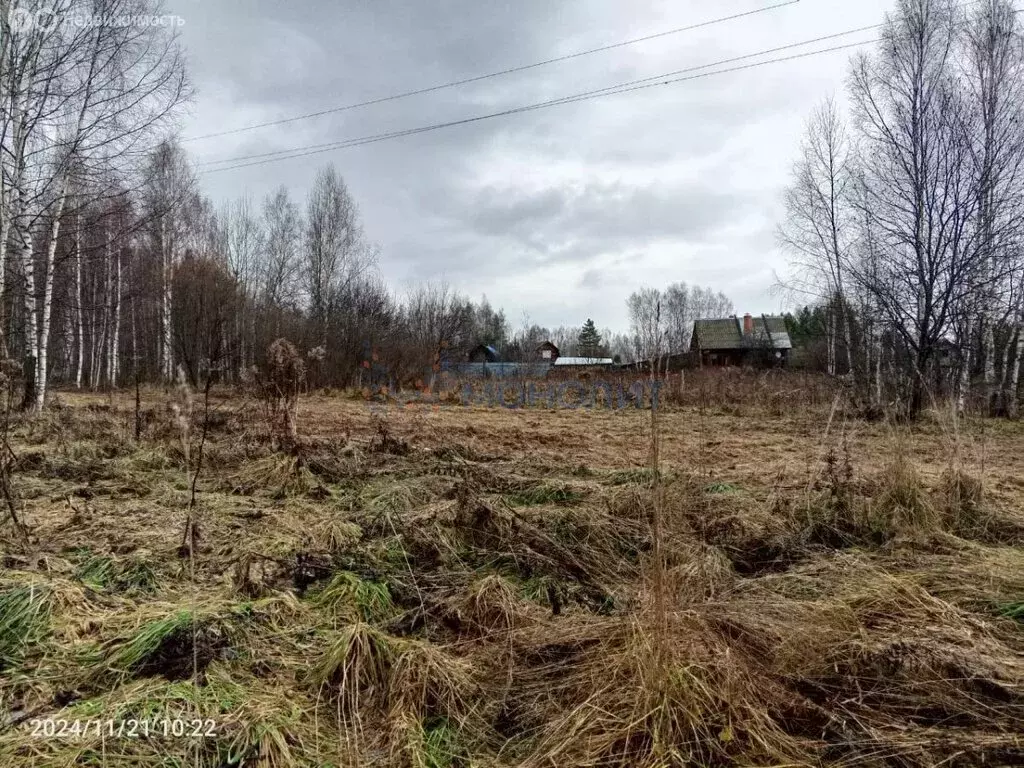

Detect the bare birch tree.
xmin=962 ymin=0 xmax=1024 ymax=414
xmin=779 ymin=98 xmax=857 ymax=382
xmin=847 ymin=0 xmax=982 ymax=418
xmin=304 ymin=165 xmax=365 ymax=350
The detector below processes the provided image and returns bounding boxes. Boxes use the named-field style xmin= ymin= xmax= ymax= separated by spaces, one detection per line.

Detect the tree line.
xmin=14 ymin=0 xmax=1004 ymax=418
xmin=780 ymin=0 xmax=1024 ymax=419
xmin=1 ymin=0 xmax=742 ymax=407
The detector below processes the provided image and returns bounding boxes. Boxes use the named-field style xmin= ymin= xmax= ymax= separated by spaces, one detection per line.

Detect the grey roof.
xmin=553 ymin=357 xmax=614 ymax=366
xmin=469 ymin=344 xmax=501 ymax=362
xmin=692 ymin=316 xmax=792 ymax=351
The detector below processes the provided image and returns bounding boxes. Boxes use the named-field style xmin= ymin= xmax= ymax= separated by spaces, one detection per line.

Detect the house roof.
xmin=469 ymin=344 xmax=501 ymax=362
xmin=692 ymin=316 xmax=792 ymax=351
xmin=553 ymin=357 xmax=614 ymax=366
xmin=537 ymin=341 xmax=560 ymax=352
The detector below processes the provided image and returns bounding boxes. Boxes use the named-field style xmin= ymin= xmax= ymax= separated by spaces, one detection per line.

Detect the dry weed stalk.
xmin=169 ymin=365 xmax=193 ymax=469
xmin=0 ymin=360 xmax=29 ymax=547
xmin=257 ymin=338 xmax=306 ymax=449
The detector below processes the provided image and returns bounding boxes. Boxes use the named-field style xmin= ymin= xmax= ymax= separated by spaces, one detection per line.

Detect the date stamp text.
xmin=26 ymin=718 xmax=218 ymax=739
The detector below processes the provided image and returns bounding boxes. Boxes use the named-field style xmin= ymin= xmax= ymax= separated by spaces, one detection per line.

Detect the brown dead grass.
xmin=0 ymin=385 xmax=1021 ymax=767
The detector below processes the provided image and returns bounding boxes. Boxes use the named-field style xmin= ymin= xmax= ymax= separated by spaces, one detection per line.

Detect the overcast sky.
xmin=165 ymin=0 xmax=893 ymax=334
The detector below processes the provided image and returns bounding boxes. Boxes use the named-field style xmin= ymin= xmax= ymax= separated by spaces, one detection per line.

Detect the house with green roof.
xmin=690 ymin=314 xmax=792 ymax=368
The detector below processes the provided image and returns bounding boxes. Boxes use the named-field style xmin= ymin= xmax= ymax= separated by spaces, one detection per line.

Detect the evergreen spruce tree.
xmin=578 ymin=319 xmax=604 ymax=358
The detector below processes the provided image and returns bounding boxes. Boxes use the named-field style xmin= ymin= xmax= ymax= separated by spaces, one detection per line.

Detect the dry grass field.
xmin=1 ymin=379 xmax=1023 ymax=767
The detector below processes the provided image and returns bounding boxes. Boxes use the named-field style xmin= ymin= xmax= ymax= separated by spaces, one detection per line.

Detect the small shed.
xmin=468 ymin=344 xmax=501 ymax=363
xmin=691 ymin=314 xmax=792 ymax=368
xmin=537 ymin=341 xmax=560 ymax=363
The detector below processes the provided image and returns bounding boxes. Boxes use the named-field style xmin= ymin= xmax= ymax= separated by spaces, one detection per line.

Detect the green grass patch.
xmin=89 ymin=610 xmax=230 ymax=684
xmin=313 ymin=571 xmax=394 ymax=623
xmin=0 ymin=584 xmax=52 ymax=669
xmin=998 ymin=602 xmax=1024 ymax=623
xmin=606 ymin=468 xmax=657 ymax=486
xmin=507 ymin=483 xmax=583 ymax=506
xmin=413 ymin=716 xmax=464 ymax=768
xmin=75 ymin=555 xmax=158 ymax=594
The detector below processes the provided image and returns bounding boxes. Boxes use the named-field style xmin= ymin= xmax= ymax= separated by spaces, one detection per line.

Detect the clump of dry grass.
xmin=307 ymin=622 xmax=487 ymax=762
xmin=664 ymin=542 xmax=736 ymax=603
xmin=388 ymin=639 xmax=480 ymax=728
xmin=309 ymin=621 xmax=398 ymax=712
xmin=515 ymin=612 xmax=810 ymax=768
xmin=799 ymin=574 xmax=1024 ymax=761
xmin=459 ymin=574 xmax=528 ymax=635
xmin=869 ymin=454 xmax=940 ymax=534
xmin=224 ymin=453 xmax=320 ymax=498
xmin=310 ymin=517 xmax=362 ymax=553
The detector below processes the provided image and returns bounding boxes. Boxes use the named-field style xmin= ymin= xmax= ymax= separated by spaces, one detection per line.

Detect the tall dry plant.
xmin=169 ymin=365 xmax=193 ymax=468
xmin=0 ymin=360 xmax=28 ymax=547
xmin=257 ymin=339 xmax=306 ymax=448
xmin=647 ymin=302 xmax=667 ymax=666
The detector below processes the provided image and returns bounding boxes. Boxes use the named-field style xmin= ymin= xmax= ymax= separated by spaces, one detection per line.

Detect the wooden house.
xmin=691 ymin=314 xmax=792 ymax=368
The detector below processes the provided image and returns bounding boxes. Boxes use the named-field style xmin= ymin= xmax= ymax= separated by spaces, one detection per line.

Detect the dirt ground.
xmin=1 ymin=386 xmax=1022 ymax=767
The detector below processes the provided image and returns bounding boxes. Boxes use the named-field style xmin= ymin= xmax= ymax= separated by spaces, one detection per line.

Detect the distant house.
xmin=468 ymin=344 xmax=501 ymax=363
xmin=691 ymin=314 xmax=792 ymax=368
xmin=536 ymin=341 xmax=560 ymax=362
xmin=448 ymin=343 xmax=549 ymax=378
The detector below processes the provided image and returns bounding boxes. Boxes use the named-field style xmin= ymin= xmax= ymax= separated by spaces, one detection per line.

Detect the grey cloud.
xmin=168 ymin=0 xmax=896 ymax=329
xmin=459 ymin=180 xmax=748 ymax=262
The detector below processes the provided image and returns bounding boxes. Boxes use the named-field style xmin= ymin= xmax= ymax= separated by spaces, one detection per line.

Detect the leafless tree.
xmin=847 ymin=0 xmax=981 ymax=418
xmin=962 ymin=0 xmax=1024 ymax=414
xmin=304 ymin=165 xmax=368 ymax=350
xmin=222 ymin=195 xmax=265 ymax=372
xmin=663 ymin=282 xmax=691 ymax=354
xmin=142 ymin=140 xmax=195 ymax=382
xmin=1 ymin=0 xmax=188 ymax=406
xmin=628 ymin=288 xmax=665 ymax=363
xmin=261 ymin=186 xmax=302 ymax=330
xmin=778 ymin=98 xmax=857 ymax=381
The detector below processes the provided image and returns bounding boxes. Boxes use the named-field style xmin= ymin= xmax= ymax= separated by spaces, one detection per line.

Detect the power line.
xmin=200 ymin=27 xmax=879 ymax=174
xmin=182 ymin=1 xmax=800 ymax=143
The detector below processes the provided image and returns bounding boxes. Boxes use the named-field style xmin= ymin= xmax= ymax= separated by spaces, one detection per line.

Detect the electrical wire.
xmin=200 ymin=33 xmax=877 ymax=174
xmin=182 ymin=1 xmax=800 ymax=143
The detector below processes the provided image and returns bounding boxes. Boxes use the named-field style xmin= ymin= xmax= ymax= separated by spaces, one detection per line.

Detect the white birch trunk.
xmin=0 ymin=195 xmax=7 ymax=356
xmin=60 ymin=299 xmax=73 ymax=382
xmin=98 ymin=238 xmax=112 ymax=388
xmin=160 ymin=218 xmax=174 ymax=381
xmin=982 ymin=320 xmax=996 ymax=393
xmin=1009 ymin=321 xmax=1024 ymax=418
xmin=89 ymin=261 xmax=100 ymax=389
xmin=957 ymin=316 xmax=973 ymax=415
xmin=75 ymin=216 xmax=84 ymax=388
xmin=823 ymin=309 xmax=831 ymax=376
xmin=108 ymin=250 xmax=121 ymax=386
xmin=874 ymin=328 xmax=883 ymax=406
xmin=18 ymin=210 xmax=39 ymax=394
xmin=130 ymin=288 xmax=138 ymax=380
xmin=35 ymin=180 xmax=68 ymax=410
